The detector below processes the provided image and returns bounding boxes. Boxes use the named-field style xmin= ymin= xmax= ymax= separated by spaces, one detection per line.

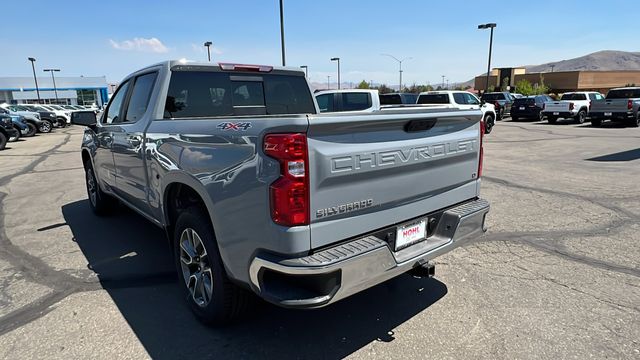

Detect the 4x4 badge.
xmin=217 ymin=122 xmax=252 ymax=131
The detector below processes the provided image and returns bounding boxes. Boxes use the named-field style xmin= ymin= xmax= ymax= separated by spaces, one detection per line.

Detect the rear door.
xmin=306 ymin=109 xmax=482 ymax=248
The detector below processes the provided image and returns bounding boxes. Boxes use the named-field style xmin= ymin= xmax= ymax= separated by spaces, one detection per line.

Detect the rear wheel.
xmin=24 ymin=122 xmax=37 ymax=137
xmin=56 ymin=117 xmax=67 ymax=128
xmin=174 ymin=206 xmax=250 ymax=325
xmin=511 ymin=116 xmax=519 ymax=122
xmin=9 ymin=126 xmax=21 ymax=142
xmin=38 ymin=120 xmax=52 ymax=133
xmin=630 ymin=114 xmax=640 ymax=128
xmin=591 ymin=119 xmax=602 ymax=127
xmin=574 ymin=110 xmax=586 ymax=124
xmin=0 ymin=132 xmax=7 ymax=150
xmin=483 ymin=113 xmax=495 ymax=134
xmin=85 ymin=161 xmax=117 ymax=215
xmin=548 ymin=117 xmax=557 ymax=124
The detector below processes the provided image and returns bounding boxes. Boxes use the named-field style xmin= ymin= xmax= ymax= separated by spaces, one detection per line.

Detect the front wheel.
xmin=24 ymin=122 xmax=37 ymax=137
xmin=174 ymin=206 xmax=250 ymax=325
xmin=484 ymin=114 xmax=495 ymax=134
xmin=38 ymin=120 xmax=52 ymax=133
xmin=0 ymin=132 xmax=7 ymax=150
xmin=56 ymin=117 xmax=67 ymax=128
xmin=9 ymin=126 xmax=21 ymax=142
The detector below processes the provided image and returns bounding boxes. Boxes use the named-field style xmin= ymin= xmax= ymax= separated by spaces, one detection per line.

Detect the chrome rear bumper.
xmin=249 ymin=198 xmax=489 ymax=308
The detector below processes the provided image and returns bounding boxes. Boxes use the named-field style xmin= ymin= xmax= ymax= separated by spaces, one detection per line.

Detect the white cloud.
xmin=109 ymin=37 xmax=169 ymax=53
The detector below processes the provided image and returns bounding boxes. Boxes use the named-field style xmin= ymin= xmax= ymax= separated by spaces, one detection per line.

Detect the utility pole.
xmin=28 ymin=57 xmax=41 ymax=103
xmin=43 ymin=69 xmax=61 ymax=104
xmin=442 ymin=75 xmax=445 ymax=89
xmin=279 ymin=0 xmax=286 ymax=66
xmin=381 ymin=54 xmax=412 ymax=91
xmin=204 ymin=41 xmax=212 ymax=62
xmin=478 ymin=23 xmax=497 ymax=95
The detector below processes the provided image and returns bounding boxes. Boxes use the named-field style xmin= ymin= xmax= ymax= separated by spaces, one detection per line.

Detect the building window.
xmin=77 ymin=89 xmax=97 ymax=106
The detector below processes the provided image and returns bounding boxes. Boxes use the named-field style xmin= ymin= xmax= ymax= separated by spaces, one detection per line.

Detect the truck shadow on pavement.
xmin=62 ymin=200 xmax=448 ymax=360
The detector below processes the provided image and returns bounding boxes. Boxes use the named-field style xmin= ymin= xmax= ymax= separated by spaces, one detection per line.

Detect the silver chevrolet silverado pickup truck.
xmin=71 ymin=60 xmax=490 ymax=324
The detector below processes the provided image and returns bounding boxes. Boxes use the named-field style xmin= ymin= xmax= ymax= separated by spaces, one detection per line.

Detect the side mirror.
xmin=70 ymin=111 xmax=97 ymax=127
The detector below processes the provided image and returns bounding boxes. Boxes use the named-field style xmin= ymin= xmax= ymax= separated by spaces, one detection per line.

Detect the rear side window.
xmin=125 ymin=72 xmax=158 ymax=123
xmin=341 ymin=93 xmax=372 ymax=111
xmin=561 ymin=93 xmax=587 ymax=101
xmin=606 ymin=89 xmax=640 ymax=99
xmin=164 ymin=71 xmax=315 ymax=118
xmin=315 ymin=94 xmax=334 ymax=112
xmin=380 ymin=94 xmax=401 ymax=105
xmin=417 ymin=94 xmax=450 ymax=104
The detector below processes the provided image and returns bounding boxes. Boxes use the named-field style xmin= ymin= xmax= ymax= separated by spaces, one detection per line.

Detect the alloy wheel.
xmin=179 ymin=228 xmax=214 ymax=307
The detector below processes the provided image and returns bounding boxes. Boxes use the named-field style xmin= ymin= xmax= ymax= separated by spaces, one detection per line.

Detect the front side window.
xmin=463 ymin=93 xmax=480 ymax=105
xmin=124 ymin=72 xmax=158 ymax=123
xmin=105 ymin=80 xmax=131 ymax=124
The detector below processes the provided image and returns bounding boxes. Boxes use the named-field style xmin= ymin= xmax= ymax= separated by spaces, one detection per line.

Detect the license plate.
xmin=519 ymin=106 xmax=525 ymax=110
xmin=553 ymin=112 xmax=559 ymax=115
xmin=605 ymin=112 xmax=612 ymax=116
xmin=395 ymin=220 xmax=427 ymax=250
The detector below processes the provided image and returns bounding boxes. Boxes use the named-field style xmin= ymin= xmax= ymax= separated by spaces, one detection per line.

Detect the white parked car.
xmin=38 ymin=105 xmax=72 ymax=124
xmin=416 ymin=91 xmax=498 ymax=133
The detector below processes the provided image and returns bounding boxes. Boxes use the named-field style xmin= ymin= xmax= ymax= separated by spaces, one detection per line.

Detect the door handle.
xmin=128 ymin=136 xmax=142 ymax=147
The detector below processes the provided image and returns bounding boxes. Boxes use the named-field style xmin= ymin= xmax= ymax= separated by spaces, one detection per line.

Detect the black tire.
xmin=174 ymin=206 xmax=250 ymax=325
xmin=591 ymin=119 xmax=602 ymax=127
xmin=575 ymin=110 xmax=587 ymax=124
xmin=9 ymin=126 xmax=21 ymax=142
xmin=56 ymin=117 xmax=67 ymax=128
xmin=0 ymin=132 xmax=6 ymax=150
xmin=38 ymin=120 xmax=53 ymax=133
xmin=496 ymin=108 xmax=504 ymax=121
xmin=484 ymin=113 xmax=495 ymax=134
xmin=548 ymin=117 xmax=557 ymax=124
xmin=85 ymin=161 xmax=117 ymax=215
xmin=24 ymin=122 xmax=37 ymax=137
xmin=511 ymin=116 xmax=519 ymax=122
xmin=629 ymin=114 xmax=640 ymax=128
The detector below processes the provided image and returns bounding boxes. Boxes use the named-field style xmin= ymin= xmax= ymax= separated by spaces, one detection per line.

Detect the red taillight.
xmin=219 ymin=63 xmax=273 ymax=72
xmin=478 ymin=120 xmax=484 ymax=178
xmin=628 ymin=99 xmax=633 ymax=110
xmin=264 ymin=133 xmax=309 ymax=226
xmin=494 ymin=101 xmax=500 ymax=108
xmin=569 ymin=102 xmax=574 ymax=111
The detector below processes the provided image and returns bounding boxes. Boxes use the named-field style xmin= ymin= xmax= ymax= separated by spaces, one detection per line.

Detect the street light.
xmin=279 ymin=0 xmax=286 ymax=66
xmin=441 ymin=75 xmax=445 ymax=89
xmin=43 ymin=69 xmax=60 ymax=104
xmin=203 ymin=41 xmax=212 ymax=62
xmin=300 ymin=65 xmax=308 ymax=77
xmin=381 ymin=54 xmax=412 ymax=92
xmin=27 ymin=57 xmax=41 ymax=103
xmin=478 ymin=23 xmax=497 ymax=95
xmin=327 ymin=75 xmax=331 ymax=90
xmin=330 ymin=57 xmax=340 ymax=89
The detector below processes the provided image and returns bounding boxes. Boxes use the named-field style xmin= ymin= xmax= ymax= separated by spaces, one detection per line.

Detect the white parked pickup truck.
xmin=541 ymin=91 xmax=604 ymax=124
xmin=416 ymin=91 xmax=497 ymax=134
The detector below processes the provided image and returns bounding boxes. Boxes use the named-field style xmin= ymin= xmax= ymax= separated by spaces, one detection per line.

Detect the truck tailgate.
xmin=544 ymin=101 xmax=570 ymax=112
xmin=592 ymin=99 xmax=628 ymax=112
xmin=306 ymin=109 xmax=482 ymax=249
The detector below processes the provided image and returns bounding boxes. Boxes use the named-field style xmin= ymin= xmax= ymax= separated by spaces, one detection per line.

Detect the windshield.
xmin=481 ymin=93 xmax=506 ymax=101
xmin=561 ymin=93 xmax=587 ymax=101
xmin=606 ymin=88 xmax=640 ymax=99
xmin=417 ymin=94 xmax=450 ymax=104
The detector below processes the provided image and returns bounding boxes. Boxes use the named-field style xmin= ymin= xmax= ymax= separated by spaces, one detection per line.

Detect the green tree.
xmin=376 ymin=84 xmax=393 ymax=94
xmin=357 ymin=80 xmax=370 ymax=89
xmin=515 ymin=79 xmax=535 ymax=96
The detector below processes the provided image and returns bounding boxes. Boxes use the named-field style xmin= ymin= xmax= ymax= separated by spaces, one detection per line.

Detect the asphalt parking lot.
xmin=0 ymin=118 xmax=638 ymax=359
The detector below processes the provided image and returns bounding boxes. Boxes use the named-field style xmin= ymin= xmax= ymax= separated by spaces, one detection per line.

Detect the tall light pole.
xmin=330 ymin=57 xmax=340 ymax=89
xmin=279 ymin=0 xmax=286 ymax=66
xmin=28 ymin=57 xmax=41 ymax=103
xmin=300 ymin=65 xmax=308 ymax=77
xmin=43 ymin=69 xmax=60 ymax=104
xmin=203 ymin=41 xmax=212 ymax=62
xmin=446 ymin=78 xmax=449 ymax=90
xmin=441 ymin=75 xmax=445 ymax=89
xmin=478 ymin=23 xmax=497 ymax=95
xmin=327 ymin=75 xmax=331 ymax=90
xmin=381 ymin=54 xmax=412 ymax=92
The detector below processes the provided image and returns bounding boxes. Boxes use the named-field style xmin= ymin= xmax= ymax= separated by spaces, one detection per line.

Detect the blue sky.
xmin=3 ymin=0 xmax=638 ymax=86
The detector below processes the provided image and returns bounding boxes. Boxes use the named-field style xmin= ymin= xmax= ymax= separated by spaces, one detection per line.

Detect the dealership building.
xmin=0 ymin=76 xmax=109 ymax=106
xmin=474 ymin=68 xmax=640 ymax=94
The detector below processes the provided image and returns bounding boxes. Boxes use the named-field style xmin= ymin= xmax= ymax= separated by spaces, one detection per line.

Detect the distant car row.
xmin=314 ymin=86 xmax=640 ymax=129
xmin=314 ymin=89 xmax=498 ymax=133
